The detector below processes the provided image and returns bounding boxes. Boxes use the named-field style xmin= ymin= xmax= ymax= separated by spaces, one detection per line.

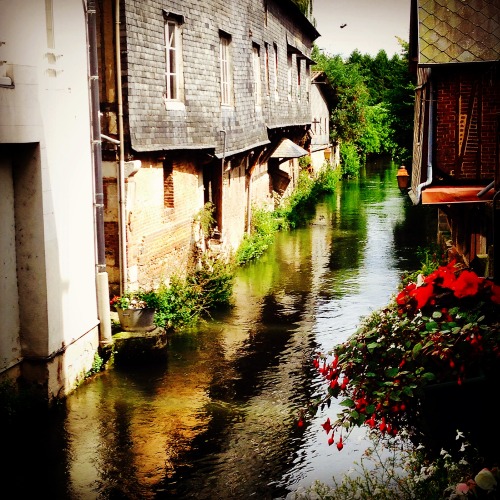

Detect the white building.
xmin=0 ymin=0 xmax=111 ymax=402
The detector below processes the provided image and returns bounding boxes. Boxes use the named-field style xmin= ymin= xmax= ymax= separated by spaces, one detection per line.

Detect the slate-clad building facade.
xmin=97 ymin=0 xmax=319 ymax=294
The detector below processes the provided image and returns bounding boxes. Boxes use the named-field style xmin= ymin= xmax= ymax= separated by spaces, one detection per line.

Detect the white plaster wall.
xmin=0 ymin=0 xmax=99 ymax=391
xmin=310 ymin=83 xmax=330 ymax=148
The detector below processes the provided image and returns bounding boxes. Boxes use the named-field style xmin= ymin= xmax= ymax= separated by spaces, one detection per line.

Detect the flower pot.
xmin=116 ymin=307 xmax=156 ymax=332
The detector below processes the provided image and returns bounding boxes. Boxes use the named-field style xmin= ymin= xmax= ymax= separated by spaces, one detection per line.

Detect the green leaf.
xmin=367 ymin=342 xmax=380 ymax=352
xmin=425 ymin=321 xmax=438 ymax=331
xmin=385 ymin=367 xmax=399 ymax=378
xmin=422 ymin=372 xmax=436 ymax=381
xmin=412 ymin=343 xmax=423 ymax=357
xmin=432 ymin=311 xmax=442 ymax=319
xmin=340 ymin=398 xmax=355 ymax=408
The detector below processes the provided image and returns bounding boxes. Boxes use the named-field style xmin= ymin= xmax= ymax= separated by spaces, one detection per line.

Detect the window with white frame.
xmin=220 ymin=32 xmax=232 ymax=106
xmin=252 ymin=43 xmax=262 ymax=106
xmin=164 ymin=12 xmax=184 ymax=102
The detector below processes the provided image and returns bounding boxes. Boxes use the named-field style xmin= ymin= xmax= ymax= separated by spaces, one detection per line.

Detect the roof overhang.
xmin=270 ymin=138 xmax=308 ymax=159
xmin=421 ymin=185 xmax=496 ymax=205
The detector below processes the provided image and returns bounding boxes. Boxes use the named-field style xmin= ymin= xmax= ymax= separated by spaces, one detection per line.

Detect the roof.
xmin=413 ymin=0 xmax=500 ymax=65
xmin=311 ymin=71 xmax=336 ymax=107
xmin=270 ymin=138 xmax=308 ymax=159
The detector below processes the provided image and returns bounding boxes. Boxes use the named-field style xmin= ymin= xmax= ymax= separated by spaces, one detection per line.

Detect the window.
xmin=220 ymin=32 xmax=232 ymax=106
xmin=273 ymin=43 xmax=279 ymax=97
xmin=45 ymin=0 xmax=55 ymax=49
xmin=264 ymin=43 xmax=270 ymax=96
xmin=163 ymin=12 xmax=184 ymax=102
xmin=287 ymin=53 xmax=293 ymax=101
xmin=163 ymin=160 xmax=174 ymax=209
xmin=297 ymin=58 xmax=301 ymax=101
xmin=252 ymin=43 xmax=261 ymax=106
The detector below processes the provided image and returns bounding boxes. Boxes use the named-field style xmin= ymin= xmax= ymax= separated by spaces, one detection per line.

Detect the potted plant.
xmin=110 ymin=289 xmax=159 ymax=332
xmin=302 ymin=261 xmax=500 ymax=455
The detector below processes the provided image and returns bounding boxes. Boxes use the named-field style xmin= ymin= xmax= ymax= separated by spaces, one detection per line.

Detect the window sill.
xmin=164 ymin=100 xmax=185 ymax=111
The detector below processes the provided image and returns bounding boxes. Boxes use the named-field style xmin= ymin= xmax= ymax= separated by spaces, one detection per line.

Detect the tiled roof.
xmin=417 ymin=0 xmax=500 ymax=64
xmin=270 ymin=138 xmax=308 ymax=159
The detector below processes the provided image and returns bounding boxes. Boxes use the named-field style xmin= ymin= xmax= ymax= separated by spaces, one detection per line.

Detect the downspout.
xmin=494 ymin=189 xmax=499 ymax=284
xmin=220 ymin=129 xmax=226 ymax=233
xmin=115 ymin=0 xmax=127 ymax=294
xmin=246 ymin=155 xmax=252 ymax=234
xmin=415 ymin=77 xmax=434 ymax=203
xmin=87 ymin=0 xmax=112 ymax=345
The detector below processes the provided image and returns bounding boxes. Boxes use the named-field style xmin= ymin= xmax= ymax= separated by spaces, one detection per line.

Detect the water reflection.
xmin=5 ymin=158 xmax=437 ymax=499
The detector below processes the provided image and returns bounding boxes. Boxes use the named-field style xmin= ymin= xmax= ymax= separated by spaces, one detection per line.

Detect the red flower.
xmin=410 ymin=283 xmax=434 ymax=309
xmin=321 ymin=417 xmax=332 ymax=434
xmin=336 ymin=436 xmax=344 ymax=451
xmin=328 ymin=435 xmax=334 ymax=446
xmin=452 ymin=270 xmax=481 ymax=299
xmin=366 ymin=415 xmax=376 ymax=429
xmin=485 ymin=281 xmax=500 ymax=305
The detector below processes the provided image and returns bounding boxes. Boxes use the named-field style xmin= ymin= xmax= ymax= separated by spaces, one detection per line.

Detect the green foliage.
xmin=311 ymin=40 xmax=415 ymax=175
xmin=154 ymin=255 xmax=234 ymax=330
xmin=194 ymin=201 xmax=216 ymax=236
xmin=110 ymin=289 xmax=159 ymax=310
xmin=290 ymin=0 xmax=313 ymax=18
xmin=293 ymin=432 xmax=495 ymax=500
xmin=298 ymin=155 xmax=312 ymax=170
xmin=305 ymin=263 xmax=500 ymax=452
xmin=235 ymin=207 xmax=281 ymax=266
xmin=315 ymin=163 xmax=341 ymax=193
xmin=86 ymin=352 xmax=104 ymax=377
xmin=401 ymin=243 xmax=447 ymax=287
xmin=235 ymin=167 xmax=340 ymax=266
xmin=339 ymin=142 xmax=361 ymax=178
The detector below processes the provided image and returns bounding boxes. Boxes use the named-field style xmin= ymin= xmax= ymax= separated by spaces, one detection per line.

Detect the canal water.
xmin=8 ymin=158 xmax=437 ymax=499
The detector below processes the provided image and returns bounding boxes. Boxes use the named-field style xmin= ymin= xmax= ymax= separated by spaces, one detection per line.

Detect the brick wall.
xmin=435 ymin=64 xmax=499 ymax=180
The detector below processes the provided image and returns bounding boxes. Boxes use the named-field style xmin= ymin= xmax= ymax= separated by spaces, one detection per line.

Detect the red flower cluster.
xmin=303 ymin=262 xmax=500 ymax=451
xmin=396 ymin=260 xmax=500 ymax=311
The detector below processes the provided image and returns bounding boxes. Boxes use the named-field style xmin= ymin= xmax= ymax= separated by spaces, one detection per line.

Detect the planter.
xmin=116 ymin=307 xmax=156 ymax=332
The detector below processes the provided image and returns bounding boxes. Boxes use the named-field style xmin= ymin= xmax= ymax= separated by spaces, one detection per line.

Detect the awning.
xmin=270 ymin=138 xmax=308 ymax=159
xmin=421 ymin=185 xmax=496 ymax=204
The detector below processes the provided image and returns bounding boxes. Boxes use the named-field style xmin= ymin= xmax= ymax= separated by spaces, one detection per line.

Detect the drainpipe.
xmin=415 ymin=77 xmax=434 ymax=203
xmin=494 ymin=189 xmax=499 ymax=284
xmin=246 ymin=155 xmax=252 ymax=234
xmin=220 ymin=129 xmax=226 ymax=233
xmin=115 ymin=0 xmax=127 ymax=295
xmin=87 ymin=0 xmax=112 ymax=345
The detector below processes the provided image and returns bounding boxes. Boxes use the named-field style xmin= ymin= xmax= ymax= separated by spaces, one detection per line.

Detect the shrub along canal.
xmin=6 ymin=158 xmax=437 ymax=498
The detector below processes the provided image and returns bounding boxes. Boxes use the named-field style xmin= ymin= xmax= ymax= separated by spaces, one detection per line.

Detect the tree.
xmin=312 ymin=40 xmax=414 ymax=175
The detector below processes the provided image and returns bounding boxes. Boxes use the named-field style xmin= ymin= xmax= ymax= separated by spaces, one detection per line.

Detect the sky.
xmin=312 ymin=0 xmax=412 ymax=58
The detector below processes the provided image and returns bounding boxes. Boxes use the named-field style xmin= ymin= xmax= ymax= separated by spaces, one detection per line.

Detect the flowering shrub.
xmin=110 ymin=289 xmax=159 ymax=310
xmin=303 ymin=262 xmax=500 ymax=451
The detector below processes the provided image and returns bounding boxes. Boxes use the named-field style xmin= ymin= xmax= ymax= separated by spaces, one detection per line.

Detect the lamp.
xmin=396 ymin=166 xmax=409 ymax=191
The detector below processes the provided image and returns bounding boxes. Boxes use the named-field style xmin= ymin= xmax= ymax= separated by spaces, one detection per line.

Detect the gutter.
xmin=115 ymin=0 xmax=127 ymax=295
xmin=494 ymin=189 xmax=500 ymax=284
xmin=87 ymin=0 xmax=112 ymax=345
xmin=415 ymin=77 xmax=434 ymax=204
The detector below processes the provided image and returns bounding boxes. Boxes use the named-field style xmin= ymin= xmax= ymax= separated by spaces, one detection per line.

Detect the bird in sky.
xmin=340 ymin=23 xmax=347 ymax=28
